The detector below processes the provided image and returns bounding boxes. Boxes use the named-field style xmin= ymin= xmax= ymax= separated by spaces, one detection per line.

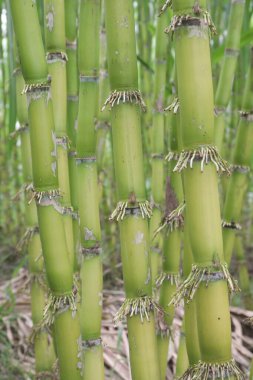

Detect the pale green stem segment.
xmin=15 ymin=69 xmax=56 ymax=377
xmin=149 ymin=0 xmax=170 ymax=285
xmin=65 ymin=0 xmax=79 ymax=272
xmin=44 ymin=0 xmax=75 ymax=270
xmin=167 ymin=1 xmax=244 ymax=377
xmin=214 ymin=0 xmax=245 ymax=151
xmin=76 ymin=1 xmax=104 ymax=379
xmin=104 ymin=1 xmax=161 ymax=379
xmin=223 ymin=48 xmax=253 ymax=266
xmin=10 ymin=2 xmax=82 ymax=379
xmin=175 ymin=320 xmax=189 ymax=377
xmin=235 ymin=236 xmax=253 ymax=310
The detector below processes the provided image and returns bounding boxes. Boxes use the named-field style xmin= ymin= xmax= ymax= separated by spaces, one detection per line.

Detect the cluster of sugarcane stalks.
xmin=1 ymin=0 xmax=253 ymax=379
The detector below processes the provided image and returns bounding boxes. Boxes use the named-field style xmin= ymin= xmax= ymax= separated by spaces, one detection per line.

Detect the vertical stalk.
xmin=76 ymin=1 xmax=104 ymax=379
xmin=160 ymin=0 xmax=244 ymax=377
xmin=104 ymin=1 xmax=161 ymax=379
xmin=10 ymin=2 xmax=82 ymax=379
xmin=214 ymin=0 xmax=245 ymax=151
xmin=44 ymin=0 xmax=75 ymax=270
xmin=223 ymin=47 xmax=253 ymax=267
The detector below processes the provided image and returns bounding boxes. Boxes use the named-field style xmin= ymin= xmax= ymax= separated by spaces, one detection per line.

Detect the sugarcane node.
xmin=29 ymin=189 xmax=61 ymax=205
xmin=55 ymin=135 xmax=70 ymax=149
xmin=158 ymin=0 xmax=172 ymax=17
xmin=35 ymin=370 xmax=58 ymax=380
xmin=239 ymin=110 xmax=253 ymax=121
xmin=75 ymin=156 xmax=97 ymax=164
xmin=165 ymin=11 xmax=216 ymax=37
xmin=225 ymin=48 xmax=240 ymax=57
xmin=165 ymin=151 xmax=180 ymax=162
xmin=12 ymin=66 xmax=22 ymax=76
xmin=214 ymin=106 xmax=226 ymax=116
xmin=173 ymin=145 xmax=231 ymax=174
xmin=243 ymin=316 xmax=253 ymax=327
xmin=114 ymin=296 xmax=164 ymax=325
xmin=179 ymin=359 xmax=245 ymax=380
xmin=46 ymin=51 xmax=68 ymax=63
xmin=68 ymin=150 xmax=77 ymax=158
xmin=80 ymin=245 xmax=102 ymax=257
xmin=16 ymin=226 xmax=40 ymax=251
xmin=222 ymin=220 xmax=242 ymax=231
xmin=30 ymin=272 xmax=47 ymax=290
xmin=151 ymin=153 xmax=164 ymax=160
xmin=153 ymin=202 xmax=185 ymax=239
xmin=169 ymin=262 xmax=240 ymax=306
xmin=79 ymin=74 xmax=99 ymax=83
xmin=67 ymin=94 xmax=79 ymax=102
xmin=95 ymin=121 xmax=111 ymax=131
xmin=66 ymin=40 xmax=77 ymax=50
xmin=82 ymin=337 xmax=103 ymax=350
xmin=109 ymin=200 xmax=152 ymax=221
xmin=102 ymin=89 xmax=147 ymax=112
xmin=155 ymin=272 xmax=181 ymax=288
xmin=29 ymin=323 xmax=51 ymax=344
xmin=156 ymin=311 xmax=173 ymax=339
xmin=22 ymin=77 xmax=51 ymax=95
xmin=12 ymin=182 xmax=33 ymax=201
xmin=230 ymin=165 xmax=251 ymax=174
xmin=164 ymin=97 xmax=180 ymax=114
xmin=9 ymin=123 xmax=29 ymax=139
xmin=42 ymin=290 xmax=78 ymax=328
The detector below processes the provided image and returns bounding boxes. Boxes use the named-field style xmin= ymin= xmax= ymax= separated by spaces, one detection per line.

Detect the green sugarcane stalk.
xmin=44 ymin=0 xmax=76 ymax=271
xmin=64 ymin=0 xmax=79 ymax=272
xmin=15 ymin=67 xmax=56 ymax=378
xmin=235 ymin=236 xmax=253 ymax=310
xmin=175 ymin=320 xmax=190 ymax=378
xmin=75 ymin=1 xmax=105 ymax=379
xmin=223 ymin=48 xmax=253 ymax=270
xmin=10 ymin=2 xmax=82 ymax=379
xmin=104 ymin=1 xmax=161 ymax=379
xmin=214 ymin=0 xmax=245 ymax=151
xmin=156 ymin=109 xmax=184 ymax=379
xmin=149 ymin=0 xmax=170 ymax=286
xmin=160 ymin=1 xmax=244 ymax=377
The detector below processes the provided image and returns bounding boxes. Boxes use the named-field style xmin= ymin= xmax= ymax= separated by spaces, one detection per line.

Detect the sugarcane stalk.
xmin=64 ymin=0 xmax=79 ymax=272
xmin=10 ymin=2 xmax=82 ymax=379
xmin=149 ymin=0 xmax=170 ymax=286
xmin=75 ymin=1 xmax=104 ymax=379
xmin=223 ymin=47 xmax=253 ymax=268
xmin=161 ymin=1 xmax=244 ymax=377
xmin=104 ymin=1 xmax=161 ymax=379
xmin=44 ymin=0 xmax=76 ymax=271
xmin=15 ymin=65 xmax=56 ymax=378
xmin=214 ymin=0 xmax=245 ymax=151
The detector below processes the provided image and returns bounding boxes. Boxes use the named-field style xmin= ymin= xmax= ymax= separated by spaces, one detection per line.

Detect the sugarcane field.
xmin=1 ymin=0 xmax=253 ymax=379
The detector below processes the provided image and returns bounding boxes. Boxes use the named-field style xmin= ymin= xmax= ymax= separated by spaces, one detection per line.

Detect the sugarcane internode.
xmin=102 ymin=89 xmax=147 ymax=112
xmin=164 ymin=96 xmax=180 ymax=113
xmin=222 ymin=220 xmax=242 ymax=231
xmin=165 ymin=10 xmax=216 ymax=37
xmin=172 ymin=145 xmax=230 ymax=174
xmin=16 ymin=226 xmax=40 ymax=251
xmin=170 ymin=262 xmax=240 ymax=306
xmin=114 ymin=296 xmax=164 ymax=325
xmin=109 ymin=200 xmax=152 ymax=221
xmin=156 ymin=272 xmax=181 ymax=287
